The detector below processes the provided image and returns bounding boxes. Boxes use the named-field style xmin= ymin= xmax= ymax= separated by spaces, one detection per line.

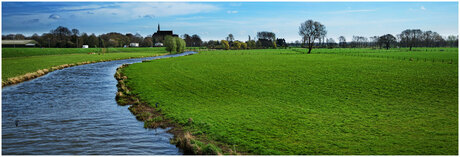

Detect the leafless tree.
xmin=338 ymin=36 xmax=346 ymax=48
xmin=226 ymin=34 xmax=234 ymax=43
xmin=378 ymin=34 xmax=396 ymax=50
xmin=398 ymin=29 xmax=422 ymax=51
xmin=298 ymin=19 xmax=327 ymax=54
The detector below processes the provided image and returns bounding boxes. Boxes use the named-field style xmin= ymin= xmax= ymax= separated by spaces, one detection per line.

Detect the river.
xmin=2 ymin=51 xmax=196 ymax=155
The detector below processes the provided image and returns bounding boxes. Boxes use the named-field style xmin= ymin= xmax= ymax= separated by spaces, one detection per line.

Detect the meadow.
xmin=2 ymin=47 xmax=167 ymax=81
xmin=120 ymin=48 xmax=458 ymax=154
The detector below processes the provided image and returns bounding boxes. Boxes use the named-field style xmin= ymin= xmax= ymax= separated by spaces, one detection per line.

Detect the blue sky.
xmin=2 ymin=2 xmax=458 ymax=42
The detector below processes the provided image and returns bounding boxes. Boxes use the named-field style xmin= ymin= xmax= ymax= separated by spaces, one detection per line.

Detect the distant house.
xmin=152 ymin=24 xmax=178 ymax=46
xmin=154 ymin=43 xmax=164 ymax=47
xmin=82 ymin=45 xmax=89 ymax=48
xmin=2 ymin=40 xmax=38 ymax=47
xmin=129 ymin=43 xmax=139 ymax=47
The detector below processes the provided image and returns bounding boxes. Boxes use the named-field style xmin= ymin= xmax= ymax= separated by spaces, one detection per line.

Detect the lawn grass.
xmin=2 ymin=47 xmax=167 ymax=81
xmin=120 ymin=48 xmax=458 ymax=155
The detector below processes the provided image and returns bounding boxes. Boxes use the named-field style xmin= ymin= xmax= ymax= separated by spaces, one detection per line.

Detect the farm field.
xmin=120 ymin=48 xmax=458 ymax=154
xmin=2 ymin=47 xmax=167 ymax=81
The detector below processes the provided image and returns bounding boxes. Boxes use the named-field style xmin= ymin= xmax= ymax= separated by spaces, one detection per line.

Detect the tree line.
xmin=2 ymin=26 xmax=204 ymax=48
xmin=202 ymin=32 xmax=288 ymax=50
xmin=3 ymin=25 xmax=457 ymax=51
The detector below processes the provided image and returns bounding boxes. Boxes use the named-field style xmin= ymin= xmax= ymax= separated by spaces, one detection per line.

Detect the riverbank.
xmin=2 ymin=52 xmax=182 ymax=155
xmin=115 ymin=49 xmax=457 ymax=155
xmin=2 ymin=51 xmax=168 ymax=87
xmin=115 ymin=61 xmax=237 ymax=155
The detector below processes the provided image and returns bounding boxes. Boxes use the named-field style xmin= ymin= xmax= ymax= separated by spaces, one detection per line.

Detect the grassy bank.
xmin=119 ymin=48 xmax=458 ymax=155
xmin=2 ymin=47 xmax=167 ymax=85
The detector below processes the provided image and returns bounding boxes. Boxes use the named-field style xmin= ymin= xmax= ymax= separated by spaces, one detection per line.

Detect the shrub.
xmin=232 ymin=41 xmax=242 ymax=49
xmin=246 ymin=40 xmax=256 ymax=49
xmin=241 ymin=42 xmax=248 ymax=49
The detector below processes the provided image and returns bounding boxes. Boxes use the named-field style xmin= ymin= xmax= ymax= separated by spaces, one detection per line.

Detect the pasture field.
xmin=2 ymin=47 xmax=166 ymax=58
xmin=293 ymin=47 xmax=458 ymax=63
xmin=2 ymin=47 xmax=167 ymax=81
xmin=120 ymin=48 xmax=458 ymax=154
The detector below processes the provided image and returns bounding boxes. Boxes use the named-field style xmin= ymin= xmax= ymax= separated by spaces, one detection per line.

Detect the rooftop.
xmin=2 ymin=40 xmax=38 ymax=45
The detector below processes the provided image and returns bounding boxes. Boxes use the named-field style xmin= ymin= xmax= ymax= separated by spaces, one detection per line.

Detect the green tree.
xmin=175 ymin=37 xmax=186 ymax=53
xmin=221 ymin=40 xmax=230 ymax=50
xmin=241 ymin=42 xmax=248 ymax=49
xmin=164 ymin=35 xmax=177 ymax=53
xmin=247 ymin=40 xmax=256 ymax=49
xmin=233 ymin=41 xmax=242 ymax=49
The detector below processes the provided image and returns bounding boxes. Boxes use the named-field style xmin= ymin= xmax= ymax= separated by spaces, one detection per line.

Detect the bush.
xmin=164 ymin=35 xmax=177 ymax=53
xmin=221 ymin=40 xmax=230 ymax=50
xmin=241 ymin=43 xmax=248 ymax=49
xmin=232 ymin=41 xmax=242 ymax=49
xmin=247 ymin=40 xmax=256 ymax=49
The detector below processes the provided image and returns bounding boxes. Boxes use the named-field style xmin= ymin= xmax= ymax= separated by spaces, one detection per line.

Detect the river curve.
xmin=2 ymin=51 xmax=196 ymax=155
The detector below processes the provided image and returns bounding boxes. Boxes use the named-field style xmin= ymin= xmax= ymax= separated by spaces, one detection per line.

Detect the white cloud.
xmin=88 ymin=3 xmax=220 ymax=19
xmin=59 ymin=4 xmax=111 ymax=11
xmin=227 ymin=10 xmax=238 ymax=14
xmin=48 ymin=14 xmax=60 ymax=19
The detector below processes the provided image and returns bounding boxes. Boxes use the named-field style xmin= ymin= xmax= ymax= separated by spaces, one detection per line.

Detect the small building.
xmin=154 ymin=43 xmax=164 ymax=47
xmin=2 ymin=40 xmax=38 ymax=47
xmin=129 ymin=43 xmax=139 ymax=47
xmin=82 ymin=45 xmax=89 ymax=48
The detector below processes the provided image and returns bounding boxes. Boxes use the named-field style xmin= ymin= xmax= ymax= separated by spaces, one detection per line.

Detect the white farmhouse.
xmin=154 ymin=43 xmax=163 ymax=47
xmin=129 ymin=43 xmax=139 ymax=47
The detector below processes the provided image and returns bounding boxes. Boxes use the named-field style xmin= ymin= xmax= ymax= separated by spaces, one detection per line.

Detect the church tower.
xmin=157 ymin=23 xmax=160 ymax=32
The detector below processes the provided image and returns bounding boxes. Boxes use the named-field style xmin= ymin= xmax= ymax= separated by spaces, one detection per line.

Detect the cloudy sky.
xmin=2 ymin=2 xmax=458 ymax=42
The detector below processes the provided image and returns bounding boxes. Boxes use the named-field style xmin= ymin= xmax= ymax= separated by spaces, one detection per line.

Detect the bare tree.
xmin=326 ymin=38 xmax=336 ymax=48
xmin=226 ymin=34 xmax=234 ymax=43
xmin=369 ymin=36 xmax=379 ymax=48
xmin=447 ymin=35 xmax=458 ymax=47
xmin=398 ymin=29 xmax=422 ymax=51
xmin=298 ymin=19 xmax=327 ymax=54
xmin=338 ymin=36 xmax=346 ymax=48
xmin=191 ymin=34 xmax=202 ymax=47
xmin=378 ymin=34 xmax=396 ymax=50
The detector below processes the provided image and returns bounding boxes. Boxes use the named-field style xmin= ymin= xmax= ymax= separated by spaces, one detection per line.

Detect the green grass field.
xmin=120 ymin=48 xmax=458 ymax=154
xmin=2 ymin=47 xmax=167 ymax=80
xmin=2 ymin=47 xmax=166 ymax=58
xmin=293 ymin=48 xmax=458 ymax=63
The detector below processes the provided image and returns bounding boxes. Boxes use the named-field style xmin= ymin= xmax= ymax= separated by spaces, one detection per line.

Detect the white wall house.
xmin=82 ymin=45 xmax=89 ymax=48
xmin=154 ymin=43 xmax=163 ymax=47
xmin=129 ymin=43 xmax=139 ymax=47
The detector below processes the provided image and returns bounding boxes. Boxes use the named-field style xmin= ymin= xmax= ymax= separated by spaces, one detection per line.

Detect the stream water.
xmin=2 ymin=51 xmax=196 ymax=155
